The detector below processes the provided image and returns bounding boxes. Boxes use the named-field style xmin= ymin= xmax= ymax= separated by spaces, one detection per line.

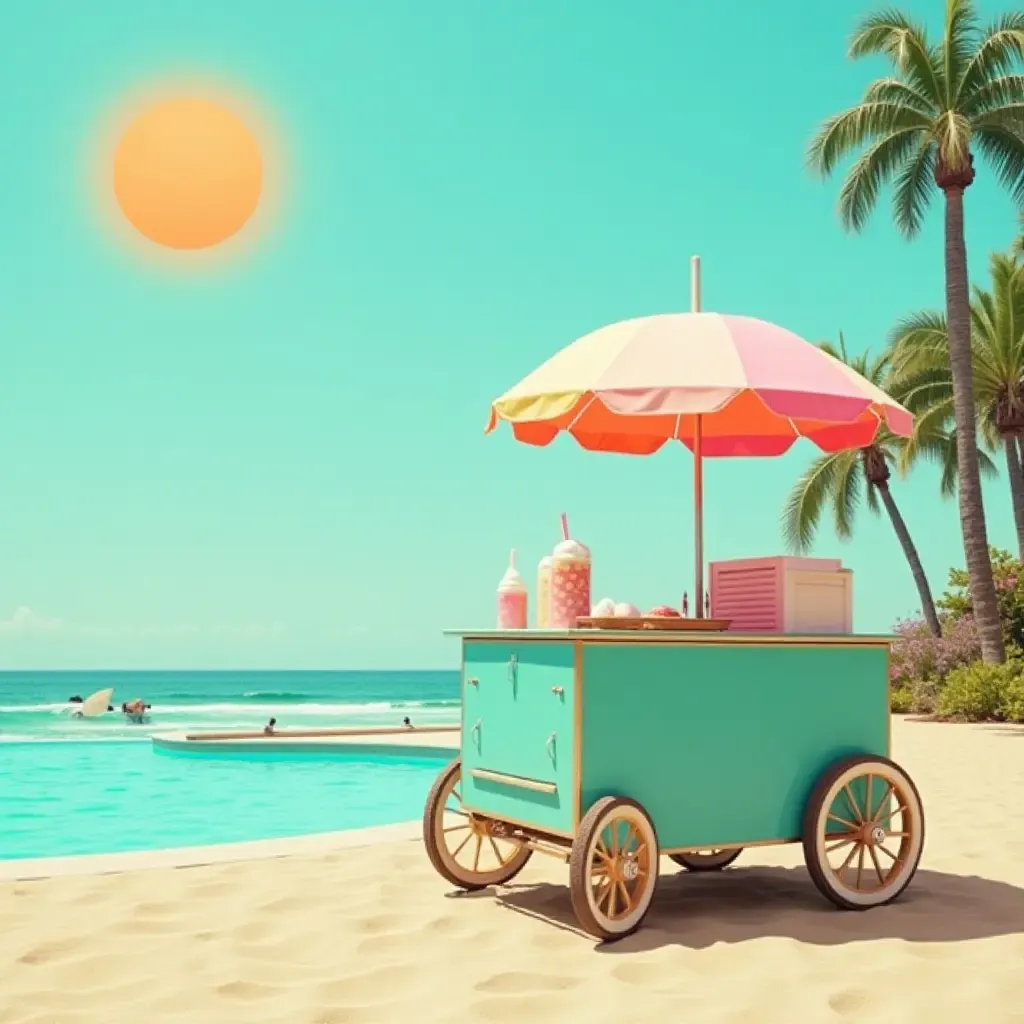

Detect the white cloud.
xmin=0 ymin=607 xmax=64 ymax=634
xmin=0 ymin=608 xmax=286 ymax=642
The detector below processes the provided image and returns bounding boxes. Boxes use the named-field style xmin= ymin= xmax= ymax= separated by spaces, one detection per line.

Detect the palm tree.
xmin=782 ymin=338 xmax=946 ymax=636
xmin=1014 ymin=210 xmax=1024 ymax=259
xmin=892 ymin=251 xmax=1024 ymax=556
xmin=807 ymin=0 xmax=1024 ymax=663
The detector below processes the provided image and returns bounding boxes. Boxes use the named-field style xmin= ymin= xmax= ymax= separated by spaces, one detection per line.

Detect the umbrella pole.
xmin=690 ymin=254 xmax=705 ymax=618
xmin=694 ymin=414 xmax=704 ymax=617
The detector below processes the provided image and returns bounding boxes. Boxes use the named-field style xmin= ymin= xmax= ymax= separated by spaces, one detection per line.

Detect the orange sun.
xmin=113 ymin=98 xmax=263 ymax=250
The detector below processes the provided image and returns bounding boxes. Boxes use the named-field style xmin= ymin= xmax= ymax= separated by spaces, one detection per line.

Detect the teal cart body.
xmin=422 ymin=630 xmax=924 ymax=941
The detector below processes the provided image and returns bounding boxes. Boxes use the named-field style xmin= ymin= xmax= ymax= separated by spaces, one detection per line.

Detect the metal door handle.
xmin=507 ymin=654 xmax=518 ymax=682
xmin=470 ymin=719 xmax=481 ymax=744
xmin=546 ymin=732 xmax=556 ymax=760
xmin=551 ymin=686 xmax=564 ymax=696
xmin=467 ymin=677 xmax=479 ymax=686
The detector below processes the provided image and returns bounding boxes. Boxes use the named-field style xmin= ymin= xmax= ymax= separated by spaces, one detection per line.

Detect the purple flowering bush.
xmin=890 ymin=615 xmax=981 ymax=713
xmin=889 ymin=548 xmax=1024 ymax=721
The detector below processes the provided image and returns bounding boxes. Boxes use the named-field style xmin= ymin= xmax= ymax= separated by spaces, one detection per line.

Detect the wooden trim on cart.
xmin=469 ymin=769 xmax=558 ymax=794
xmin=572 ymin=640 xmax=583 ymax=836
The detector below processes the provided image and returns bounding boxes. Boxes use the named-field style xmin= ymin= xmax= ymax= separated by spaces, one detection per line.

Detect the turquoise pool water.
xmin=1 ymin=740 xmax=452 ymax=860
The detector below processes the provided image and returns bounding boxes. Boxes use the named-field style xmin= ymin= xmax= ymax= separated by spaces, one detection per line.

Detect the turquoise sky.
xmin=1 ymin=0 xmax=1020 ymax=669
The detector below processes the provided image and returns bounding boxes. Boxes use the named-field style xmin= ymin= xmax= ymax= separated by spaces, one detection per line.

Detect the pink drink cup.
xmin=498 ymin=588 xmax=527 ymax=629
xmin=549 ymin=555 xmax=591 ymax=629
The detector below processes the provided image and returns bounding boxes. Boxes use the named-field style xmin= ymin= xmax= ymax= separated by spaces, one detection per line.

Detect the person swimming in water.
xmin=121 ymin=698 xmax=151 ymax=722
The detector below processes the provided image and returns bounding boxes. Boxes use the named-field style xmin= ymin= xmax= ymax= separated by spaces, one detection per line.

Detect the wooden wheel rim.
xmin=583 ymin=804 xmax=657 ymax=934
xmin=811 ymin=761 xmax=923 ymax=907
xmin=431 ymin=765 xmax=527 ymax=886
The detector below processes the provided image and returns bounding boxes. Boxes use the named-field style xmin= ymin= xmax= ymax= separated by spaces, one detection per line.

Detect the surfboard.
xmin=80 ymin=688 xmax=114 ymax=718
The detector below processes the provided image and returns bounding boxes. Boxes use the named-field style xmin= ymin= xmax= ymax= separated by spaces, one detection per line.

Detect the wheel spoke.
xmin=610 ymin=824 xmax=620 ymax=857
xmin=452 ymin=786 xmax=462 ymax=803
xmin=855 ymin=845 xmax=865 ymax=889
xmin=838 ymin=843 xmax=860 ymax=874
xmin=877 ymin=843 xmax=899 ymax=862
xmin=875 ymin=803 xmax=907 ymax=825
xmin=621 ymin=824 xmax=637 ymax=856
xmin=472 ymin=835 xmax=482 ymax=872
xmin=826 ymin=833 xmax=858 ymax=853
xmin=443 ymin=824 xmax=470 ymax=834
xmin=452 ymin=833 xmax=472 ymax=858
xmin=828 ymin=812 xmax=859 ymax=830
xmin=868 ymin=844 xmax=885 ymax=885
xmin=616 ymin=880 xmax=631 ymax=916
xmin=488 ymin=836 xmax=504 ymax=865
xmin=869 ymin=782 xmax=893 ymax=822
xmin=596 ymin=837 xmax=611 ymax=860
xmin=843 ymin=783 xmax=865 ymax=823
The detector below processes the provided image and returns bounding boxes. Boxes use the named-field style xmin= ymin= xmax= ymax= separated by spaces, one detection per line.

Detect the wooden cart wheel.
xmin=669 ymin=848 xmax=742 ymax=872
xmin=569 ymin=796 xmax=659 ymax=941
xmin=422 ymin=758 xmax=532 ymax=891
xmin=802 ymin=754 xmax=925 ymax=910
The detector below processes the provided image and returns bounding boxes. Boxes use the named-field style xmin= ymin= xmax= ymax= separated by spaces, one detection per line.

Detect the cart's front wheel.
xmin=569 ymin=796 xmax=659 ymax=941
xmin=669 ymin=848 xmax=742 ymax=872
xmin=803 ymin=754 xmax=924 ymax=910
xmin=422 ymin=758 xmax=532 ymax=891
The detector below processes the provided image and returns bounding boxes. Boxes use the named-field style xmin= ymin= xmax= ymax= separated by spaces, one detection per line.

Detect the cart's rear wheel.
xmin=422 ymin=758 xmax=532 ymax=890
xmin=669 ymin=848 xmax=742 ymax=872
xmin=803 ymin=754 xmax=924 ymax=910
xmin=569 ymin=796 xmax=659 ymax=941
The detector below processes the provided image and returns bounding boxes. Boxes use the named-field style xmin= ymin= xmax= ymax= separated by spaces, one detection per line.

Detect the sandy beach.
xmin=2 ymin=717 xmax=1024 ymax=1024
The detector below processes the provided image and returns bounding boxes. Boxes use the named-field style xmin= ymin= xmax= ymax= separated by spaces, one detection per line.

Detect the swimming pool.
xmin=0 ymin=740 xmax=452 ymax=860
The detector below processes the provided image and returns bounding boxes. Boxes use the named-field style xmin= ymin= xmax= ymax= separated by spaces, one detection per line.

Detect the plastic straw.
xmin=509 ymin=548 xmax=516 ymax=569
xmin=560 ymin=513 xmax=569 ymax=541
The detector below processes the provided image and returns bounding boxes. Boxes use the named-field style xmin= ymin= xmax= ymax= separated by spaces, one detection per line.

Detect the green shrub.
xmin=890 ymin=687 xmax=912 ymax=714
xmin=910 ymin=676 xmax=943 ymax=715
xmin=938 ymin=663 xmax=1015 ymax=721
xmin=999 ymin=675 xmax=1024 ymax=724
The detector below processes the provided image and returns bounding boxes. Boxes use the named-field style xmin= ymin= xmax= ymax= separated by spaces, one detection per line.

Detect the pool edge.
xmin=0 ymin=820 xmax=426 ymax=881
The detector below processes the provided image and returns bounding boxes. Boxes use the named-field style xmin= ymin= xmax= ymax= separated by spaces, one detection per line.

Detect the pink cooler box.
xmin=709 ymin=556 xmax=853 ymax=634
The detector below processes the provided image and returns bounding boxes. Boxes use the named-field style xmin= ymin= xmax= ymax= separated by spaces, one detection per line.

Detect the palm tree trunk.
xmin=1005 ymin=435 xmax=1024 ymax=561
xmin=875 ymin=483 xmax=941 ymax=637
xmin=944 ymin=186 xmax=1005 ymax=663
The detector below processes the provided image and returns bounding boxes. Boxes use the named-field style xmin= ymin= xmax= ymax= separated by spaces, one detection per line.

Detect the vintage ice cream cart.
xmin=423 ymin=628 xmax=922 ymax=940
xmin=422 ymin=259 xmax=923 ymax=940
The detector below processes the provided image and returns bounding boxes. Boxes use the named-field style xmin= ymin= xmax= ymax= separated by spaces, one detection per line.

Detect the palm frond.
xmin=975 ymin=108 xmax=1024 ymax=206
xmin=957 ymin=12 xmax=1024 ymax=104
xmin=833 ymin=451 xmax=865 ymax=539
xmin=782 ymin=452 xmax=854 ymax=553
xmin=839 ymin=128 xmax=928 ymax=232
xmin=849 ymin=10 xmax=944 ymax=102
xmin=963 ymin=74 xmax=1024 ymax=116
xmin=891 ymin=135 xmax=937 ymax=237
xmin=807 ymin=102 xmax=932 ymax=178
xmin=945 ymin=0 xmax=980 ymax=107
xmin=864 ymin=77 xmax=940 ymax=117
xmin=934 ymin=110 xmax=974 ymax=170
xmin=889 ymin=309 xmax=950 ymax=372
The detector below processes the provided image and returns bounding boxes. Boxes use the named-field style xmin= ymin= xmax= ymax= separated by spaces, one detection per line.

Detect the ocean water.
xmin=0 ymin=670 xmax=461 ymax=743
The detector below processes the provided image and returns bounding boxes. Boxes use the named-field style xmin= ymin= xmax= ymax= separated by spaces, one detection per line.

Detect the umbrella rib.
xmin=566 ymin=394 xmax=596 ymax=430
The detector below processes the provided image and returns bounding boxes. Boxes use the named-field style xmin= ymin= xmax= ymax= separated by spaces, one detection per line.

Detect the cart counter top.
xmin=445 ymin=629 xmax=893 ymax=645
